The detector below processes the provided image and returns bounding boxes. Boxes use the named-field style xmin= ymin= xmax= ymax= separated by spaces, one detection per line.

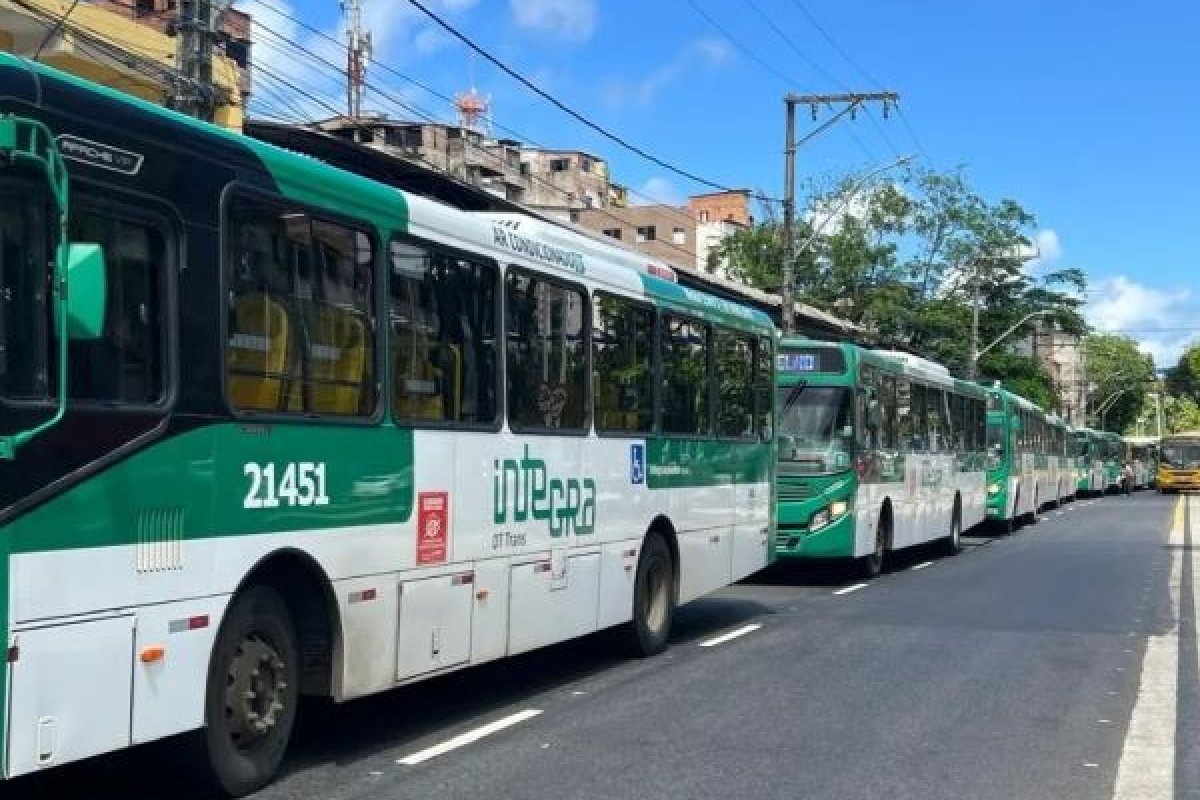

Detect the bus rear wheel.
xmin=940 ymin=504 xmax=962 ymax=557
xmin=626 ymin=532 xmax=675 ymax=657
xmin=859 ymin=515 xmax=887 ymax=579
xmin=201 ymin=585 xmax=300 ymax=797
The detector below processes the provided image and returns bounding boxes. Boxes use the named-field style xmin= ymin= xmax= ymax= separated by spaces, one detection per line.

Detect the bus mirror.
xmin=62 ymin=243 xmax=107 ymax=340
xmin=842 ymin=425 xmax=854 ymax=439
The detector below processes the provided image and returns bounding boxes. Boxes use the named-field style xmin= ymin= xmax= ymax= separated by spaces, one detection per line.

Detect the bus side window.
xmin=505 ymin=268 xmax=589 ymax=432
xmin=714 ymin=328 xmax=754 ymax=438
xmin=390 ymin=238 xmax=499 ymax=426
xmin=592 ymin=292 xmax=654 ymax=434
xmin=660 ymin=315 xmax=710 ymax=436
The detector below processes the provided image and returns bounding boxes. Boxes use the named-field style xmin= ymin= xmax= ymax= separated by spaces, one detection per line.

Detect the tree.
xmin=1166 ymin=342 xmax=1200 ymax=399
xmin=1085 ymin=334 xmax=1155 ymax=432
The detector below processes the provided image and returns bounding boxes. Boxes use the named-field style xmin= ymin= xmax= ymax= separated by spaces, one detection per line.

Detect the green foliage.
xmin=1166 ymin=342 xmax=1200 ymax=399
xmin=1084 ymin=334 xmax=1155 ymax=432
xmin=716 ymin=167 xmax=1088 ymax=408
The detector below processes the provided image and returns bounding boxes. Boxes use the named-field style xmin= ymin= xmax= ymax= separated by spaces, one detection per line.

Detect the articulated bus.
xmin=983 ymin=386 xmax=1071 ymax=531
xmin=1122 ymin=435 xmax=1159 ymax=489
xmin=1157 ymin=432 xmax=1200 ymax=492
xmin=1072 ymin=427 xmax=1108 ymax=495
xmin=773 ymin=340 xmax=988 ymax=577
xmin=0 ymin=55 xmax=777 ymax=795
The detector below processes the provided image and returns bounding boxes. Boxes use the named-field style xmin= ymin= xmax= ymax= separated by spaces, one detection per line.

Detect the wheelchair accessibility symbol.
xmin=631 ymin=444 xmax=646 ymax=485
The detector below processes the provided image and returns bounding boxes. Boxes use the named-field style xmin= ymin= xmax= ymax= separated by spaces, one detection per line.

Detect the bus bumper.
xmin=1159 ymin=473 xmax=1200 ymax=491
xmin=773 ymin=512 xmax=855 ymax=559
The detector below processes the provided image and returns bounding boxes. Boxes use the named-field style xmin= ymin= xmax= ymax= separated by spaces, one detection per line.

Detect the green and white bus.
xmin=1095 ymin=430 xmax=1125 ymax=493
xmin=1072 ymin=427 xmax=1107 ymax=495
xmin=773 ymin=340 xmax=988 ymax=577
xmin=983 ymin=387 xmax=1071 ymax=531
xmin=0 ymin=54 xmax=777 ymax=795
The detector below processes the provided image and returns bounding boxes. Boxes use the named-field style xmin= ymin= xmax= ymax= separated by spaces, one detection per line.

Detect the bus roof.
xmin=1 ymin=51 xmax=774 ymax=335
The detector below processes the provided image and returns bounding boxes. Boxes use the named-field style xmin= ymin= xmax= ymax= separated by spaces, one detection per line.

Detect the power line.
xmin=785 ymin=0 xmax=934 ymax=167
xmin=742 ymin=0 xmax=903 ymax=160
xmin=246 ymin=17 xmax=706 ymax=265
xmin=33 ymin=0 xmax=81 ymax=60
xmin=403 ymin=0 xmax=754 ymax=198
xmin=246 ymin=0 xmax=714 ymax=240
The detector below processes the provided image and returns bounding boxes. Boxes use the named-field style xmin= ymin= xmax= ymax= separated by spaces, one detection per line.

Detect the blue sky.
xmin=241 ymin=0 xmax=1200 ymax=366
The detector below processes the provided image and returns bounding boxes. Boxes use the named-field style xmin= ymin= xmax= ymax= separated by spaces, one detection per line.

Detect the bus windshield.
xmin=0 ymin=187 xmax=51 ymax=405
xmin=776 ymin=385 xmax=854 ymax=473
xmin=986 ymin=420 xmax=1006 ymax=467
xmin=1161 ymin=441 xmax=1200 ymax=469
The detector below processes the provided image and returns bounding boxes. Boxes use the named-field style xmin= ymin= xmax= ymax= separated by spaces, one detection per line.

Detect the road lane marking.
xmin=833 ymin=582 xmax=870 ymax=596
xmin=699 ymin=623 xmax=762 ymax=647
xmin=909 ymin=561 xmax=934 ymax=571
xmin=1112 ymin=495 xmax=1186 ymax=799
xmin=397 ymin=709 xmax=543 ymax=765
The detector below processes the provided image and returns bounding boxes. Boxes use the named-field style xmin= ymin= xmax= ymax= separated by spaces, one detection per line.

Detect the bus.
xmin=982 ymin=386 xmax=1071 ymax=531
xmin=773 ymin=340 xmax=988 ymax=577
xmin=1122 ymin=435 xmax=1159 ymax=489
xmin=1095 ymin=430 xmax=1125 ymax=493
xmin=0 ymin=55 xmax=777 ymax=795
xmin=1157 ymin=432 xmax=1200 ymax=493
xmin=1071 ymin=427 xmax=1107 ymax=495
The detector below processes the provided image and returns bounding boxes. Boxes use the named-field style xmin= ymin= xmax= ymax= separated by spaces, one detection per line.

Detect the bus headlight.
xmin=987 ymin=483 xmax=1001 ymax=495
xmin=829 ymin=500 xmax=849 ymax=518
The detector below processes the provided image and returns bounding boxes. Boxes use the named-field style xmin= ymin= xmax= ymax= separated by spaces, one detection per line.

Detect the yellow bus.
xmin=1157 ymin=431 xmax=1200 ymax=493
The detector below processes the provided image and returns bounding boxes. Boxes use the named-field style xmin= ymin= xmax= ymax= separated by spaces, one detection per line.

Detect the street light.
xmin=969 ymin=309 xmax=1052 ymax=379
xmin=964 ymin=243 xmax=1042 ymax=380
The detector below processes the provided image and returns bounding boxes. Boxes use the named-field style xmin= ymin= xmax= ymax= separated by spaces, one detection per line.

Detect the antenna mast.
xmin=343 ymin=0 xmax=372 ymax=124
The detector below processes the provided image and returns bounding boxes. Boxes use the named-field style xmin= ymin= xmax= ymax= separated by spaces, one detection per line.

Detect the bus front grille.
xmin=777 ymin=478 xmax=815 ymax=501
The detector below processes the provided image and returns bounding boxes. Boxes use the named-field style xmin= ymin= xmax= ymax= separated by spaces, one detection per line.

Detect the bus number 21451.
xmin=243 ymin=462 xmax=331 ymax=509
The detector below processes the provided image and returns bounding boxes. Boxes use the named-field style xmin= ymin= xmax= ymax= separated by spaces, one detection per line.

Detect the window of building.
xmin=593 ymin=293 xmax=655 ymax=434
xmin=715 ymin=329 xmax=754 ymax=438
xmin=636 ymin=226 xmax=657 ymax=243
xmin=224 ymin=193 xmax=376 ymax=417
xmin=602 ymin=228 xmax=622 ymax=240
xmin=699 ymin=210 xmax=710 ymax=223
xmin=549 ymin=158 xmax=571 ymax=173
xmin=390 ymin=238 xmax=499 ymax=426
xmin=672 ymin=227 xmax=687 ymax=245
xmin=661 ymin=315 xmax=709 ymax=435
xmin=519 ymin=162 xmax=531 ymax=175
xmin=505 ymin=269 xmax=589 ymax=432
xmin=67 ymin=208 xmax=169 ymax=405
xmin=580 ymin=156 xmax=594 ymax=173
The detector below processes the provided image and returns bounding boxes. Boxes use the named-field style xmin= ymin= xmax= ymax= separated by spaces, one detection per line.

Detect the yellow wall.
xmin=0 ymin=0 xmax=244 ymax=129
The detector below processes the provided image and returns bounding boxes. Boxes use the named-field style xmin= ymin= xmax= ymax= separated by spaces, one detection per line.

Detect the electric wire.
xmin=33 ymin=0 xmax=81 ymax=60
xmin=403 ymin=0 xmax=754 ymax=198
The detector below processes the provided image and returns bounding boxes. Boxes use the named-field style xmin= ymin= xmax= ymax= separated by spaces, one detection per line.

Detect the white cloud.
xmin=634 ymin=177 xmax=683 ymax=207
xmin=510 ymin=0 xmax=597 ymax=42
xmin=1024 ymin=228 xmax=1064 ymax=276
xmin=601 ymin=38 xmax=733 ymax=109
xmin=1086 ymin=276 xmax=1197 ymax=367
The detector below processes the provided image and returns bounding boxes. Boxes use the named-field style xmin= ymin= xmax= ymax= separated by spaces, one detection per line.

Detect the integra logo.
xmin=493 ymin=446 xmax=597 ymax=537
xmin=56 ymin=135 xmax=144 ymax=176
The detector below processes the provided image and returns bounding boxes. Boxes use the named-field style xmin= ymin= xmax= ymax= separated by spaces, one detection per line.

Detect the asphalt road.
xmin=10 ymin=490 xmax=1193 ymax=800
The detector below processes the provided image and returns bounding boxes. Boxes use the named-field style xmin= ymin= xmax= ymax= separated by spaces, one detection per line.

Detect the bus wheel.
xmin=626 ymin=532 xmax=675 ymax=657
xmin=1026 ymin=495 xmax=1041 ymax=526
xmin=940 ymin=503 xmax=962 ymax=557
xmin=202 ymin=585 xmax=300 ymax=797
xmin=859 ymin=515 xmax=887 ymax=579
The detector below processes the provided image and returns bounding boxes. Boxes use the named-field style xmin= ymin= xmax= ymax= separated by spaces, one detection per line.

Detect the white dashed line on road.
xmin=833 ymin=582 xmax=870 ymax=596
xmin=698 ymin=623 xmax=763 ymax=648
xmin=909 ymin=561 xmax=935 ymax=571
xmin=397 ymin=709 xmax=543 ymax=766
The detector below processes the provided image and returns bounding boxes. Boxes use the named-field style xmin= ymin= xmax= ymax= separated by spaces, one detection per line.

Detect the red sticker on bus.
xmin=416 ymin=491 xmax=449 ymax=565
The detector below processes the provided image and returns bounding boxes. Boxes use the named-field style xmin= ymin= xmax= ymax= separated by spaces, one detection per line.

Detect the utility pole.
xmin=781 ymin=91 xmax=898 ymax=334
xmin=343 ymin=0 xmax=372 ymax=137
xmin=174 ymin=0 xmax=220 ymax=121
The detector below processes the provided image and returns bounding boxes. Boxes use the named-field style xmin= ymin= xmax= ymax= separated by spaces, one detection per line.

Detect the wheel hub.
xmin=224 ymin=634 xmax=288 ymax=750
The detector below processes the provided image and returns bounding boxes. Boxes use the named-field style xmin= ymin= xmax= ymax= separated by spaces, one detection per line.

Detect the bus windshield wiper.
xmin=782 ymin=379 xmax=808 ymax=411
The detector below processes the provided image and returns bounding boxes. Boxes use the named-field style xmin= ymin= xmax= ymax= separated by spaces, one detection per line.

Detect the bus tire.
xmin=626 ymin=531 xmax=675 ymax=657
xmin=1026 ymin=493 xmax=1040 ymax=525
xmin=859 ymin=512 xmax=888 ymax=579
xmin=200 ymin=585 xmax=300 ymax=798
xmin=940 ymin=500 xmax=962 ymax=557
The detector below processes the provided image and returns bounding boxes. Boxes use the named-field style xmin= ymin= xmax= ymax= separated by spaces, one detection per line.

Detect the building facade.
xmin=1017 ymin=322 xmax=1087 ymax=425
xmin=574 ymin=204 xmax=697 ymax=266
xmin=0 ymin=0 xmax=250 ymax=128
